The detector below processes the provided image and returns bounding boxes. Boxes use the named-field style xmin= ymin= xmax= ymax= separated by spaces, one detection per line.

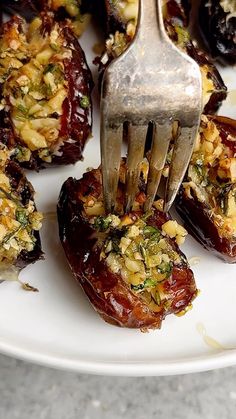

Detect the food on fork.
xmin=176 ymin=115 xmax=236 ymax=263
xmin=98 ymin=0 xmax=227 ymax=114
xmin=199 ymin=0 xmax=236 ymax=63
xmin=57 ymin=161 xmax=197 ymax=329
xmin=0 ymin=13 xmax=93 ymax=170
xmin=2 ymin=0 xmax=92 ymax=36
xmin=0 ymin=143 xmax=43 ymax=281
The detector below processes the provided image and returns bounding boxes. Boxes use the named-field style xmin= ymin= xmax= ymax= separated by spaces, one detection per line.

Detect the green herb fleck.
xmin=1 ymin=226 xmax=22 ymax=246
xmin=152 ymin=290 xmax=161 ymax=306
xmin=15 ymin=209 xmax=28 ymax=227
xmin=80 ymin=95 xmax=90 ymax=109
xmin=144 ymin=278 xmax=157 ymax=288
xmin=43 ymin=63 xmax=56 ymax=74
xmin=17 ymin=104 xmax=28 ymax=116
xmin=0 ymin=186 xmax=22 ymax=207
xmin=143 ymin=225 xmax=160 ymax=239
xmin=94 ymin=216 xmax=112 ymax=232
xmin=157 ymin=261 xmax=172 ymax=276
xmin=131 ymin=278 xmax=157 ymax=291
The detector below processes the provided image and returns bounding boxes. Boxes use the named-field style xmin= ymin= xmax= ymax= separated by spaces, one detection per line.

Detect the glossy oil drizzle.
xmin=197 ymin=323 xmax=236 ymax=351
xmin=0 ymin=266 xmax=38 ymax=292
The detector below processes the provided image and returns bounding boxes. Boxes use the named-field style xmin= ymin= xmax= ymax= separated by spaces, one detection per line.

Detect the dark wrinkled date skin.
xmin=2 ymin=0 xmax=40 ymax=20
xmin=0 ymin=15 xmax=93 ymax=170
xmin=50 ymin=24 xmax=93 ymax=168
xmin=199 ymin=0 xmax=236 ymax=63
xmin=166 ymin=0 xmax=191 ymax=26
xmin=4 ymin=161 xmax=43 ymax=270
xmin=176 ymin=116 xmax=236 ymax=263
xmin=57 ymin=169 xmax=197 ymax=329
xmin=184 ymin=42 xmax=227 ymax=114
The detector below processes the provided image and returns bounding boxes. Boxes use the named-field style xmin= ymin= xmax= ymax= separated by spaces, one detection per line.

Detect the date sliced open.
xmin=0 ymin=14 xmax=93 ymax=170
xmin=98 ymin=0 xmax=227 ymax=114
xmin=176 ymin=115 xmax=236 ymax=263
xmin=199 ymin=0 xmax=236 ymax=62
xmin=0 ymin=144 xmax=43 ymax=281
xmin=57 ymin=161 xmax=197 ymax=330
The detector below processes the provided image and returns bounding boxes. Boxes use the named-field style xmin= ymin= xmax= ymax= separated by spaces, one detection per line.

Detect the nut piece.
xmin=21 ymin=126 xmax=47 ymax=150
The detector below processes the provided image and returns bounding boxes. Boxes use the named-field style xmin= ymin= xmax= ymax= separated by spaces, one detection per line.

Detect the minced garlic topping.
xmin=114 ymin=0 xmax=139 ymax=24
xmin=91 ymin=208 xmax=187 ymax=312
xmin=183 ymin=115 xmax=236 ymax=237
xmin=0 ymin=146 xmax=43 ymax=269
xmin=0 ymin=17 xmax=72 ymax=164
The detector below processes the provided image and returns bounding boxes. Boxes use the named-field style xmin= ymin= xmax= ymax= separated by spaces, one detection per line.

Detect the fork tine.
xmin=101 ymin=118 xmax=123 ymax=214
xmin=164 ymin=125 xmax=199 ymax=212
xmin=125 ymin=124 xmax=147 ymax=213
xmin=144 ymin=122 xmax=173 ymax=212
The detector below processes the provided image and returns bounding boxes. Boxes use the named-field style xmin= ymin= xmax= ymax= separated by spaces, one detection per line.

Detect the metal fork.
xmin=100 ymin=0 xmax=202 ymax=214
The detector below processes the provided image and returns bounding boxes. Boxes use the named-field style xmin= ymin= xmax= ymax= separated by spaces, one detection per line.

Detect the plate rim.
xmin=1 ymin=340 xmax=236 ymax=376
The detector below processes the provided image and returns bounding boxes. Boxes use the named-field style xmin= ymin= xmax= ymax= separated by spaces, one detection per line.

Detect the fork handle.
xmin=136 ymin=0 xmax=166 ymax=45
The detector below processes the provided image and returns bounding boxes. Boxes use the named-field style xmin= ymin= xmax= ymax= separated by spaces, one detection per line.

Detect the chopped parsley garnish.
xmin=15 ymin=209 xmax=28 ymax=227
xmin=43 ymin=63 xmax=56 ymax=74
xmin=94 ymin=216 xmax=112 ymax=232
xmin=143 ymin=225 xmax=160 ymax=238
xmin=17 ymin=104 xmax=28 ymax=116
xmin=80 ymin=95 xmax=90 ymax=109
xmin=131 ymin=278 xmax=157 ymax=291
xmin=157 ymin=261 xmax=173 ymax=276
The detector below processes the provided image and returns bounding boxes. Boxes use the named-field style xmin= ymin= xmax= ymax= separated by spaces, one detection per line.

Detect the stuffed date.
xmin=0 ymin=144 xmax=43 ymax=281
xmin=2 ymin=0 xmax=91 ymax=36
xmin=57 ymin=161 xmax=197 ymax=329
xmin=199 ymin=0 xmax=236 ymax=62
xmin=176 ymin=115 xmax=236 ymax=263
xmin=99 ymin=0 xmax=227 ymax=114
xmin=0 ymin=14 xmax=93 ymax=170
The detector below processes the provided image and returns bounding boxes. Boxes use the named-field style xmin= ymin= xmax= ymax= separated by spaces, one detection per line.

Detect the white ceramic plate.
xmin=0 ymin=20 xmax=236 ymax=377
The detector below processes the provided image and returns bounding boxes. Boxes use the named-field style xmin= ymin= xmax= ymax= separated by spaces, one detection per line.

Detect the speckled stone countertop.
xmin=0 ymin=354 xmax=236 ymax=419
